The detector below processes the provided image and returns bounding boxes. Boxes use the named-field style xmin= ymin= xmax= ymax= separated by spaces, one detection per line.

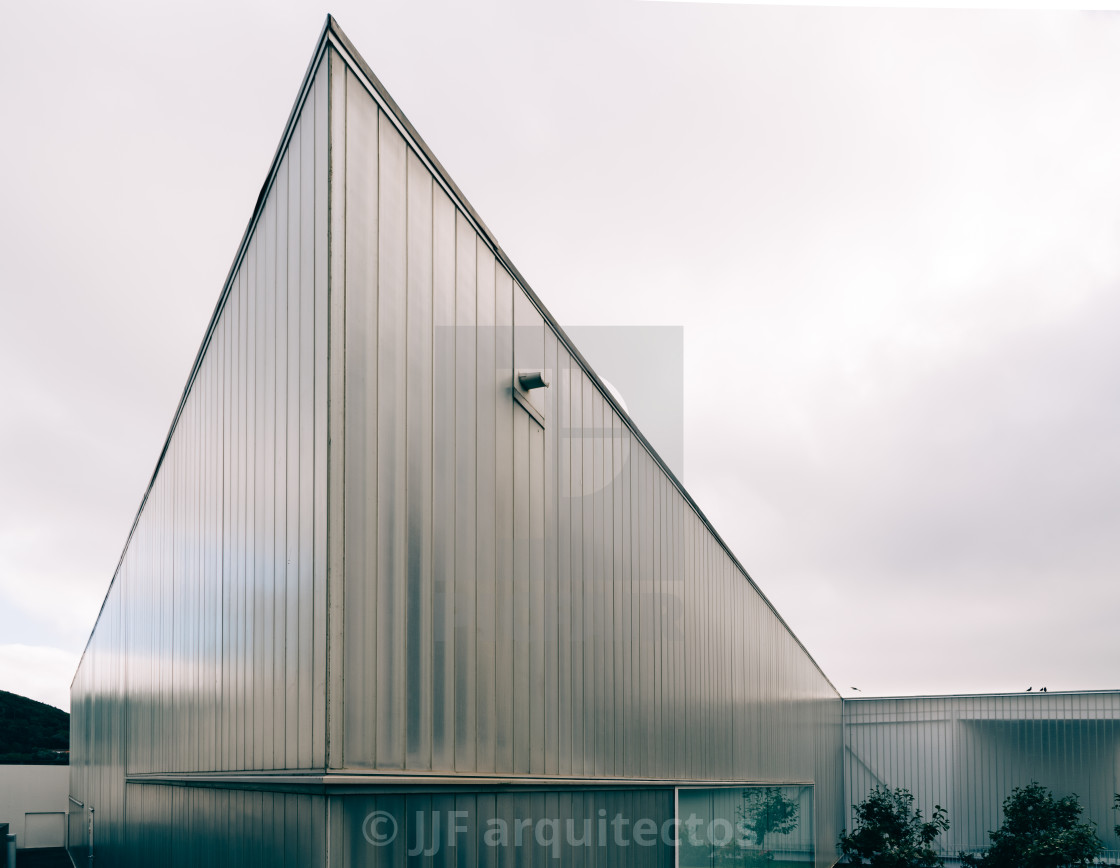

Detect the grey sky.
xmin=2 ymin=0 xmax=1118 ymax=711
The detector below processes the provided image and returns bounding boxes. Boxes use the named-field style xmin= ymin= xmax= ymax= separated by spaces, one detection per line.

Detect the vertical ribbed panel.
xmin=844 ymin=693 xmax=1120 ymax=860
xmin=69 ymin=49 xmax=333 ymax=868
xmin=334 ymin=61 xmax=843 ymax=866
xmin=110 ymin=785 xmax=324 ymax=868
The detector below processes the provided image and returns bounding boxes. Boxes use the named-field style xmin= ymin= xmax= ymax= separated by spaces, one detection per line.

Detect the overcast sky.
xmin=2 ymin=0 xmax=1119 ymax=711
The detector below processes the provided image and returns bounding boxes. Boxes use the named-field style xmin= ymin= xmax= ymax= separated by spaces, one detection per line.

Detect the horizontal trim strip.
xmin=125 ymin=770 xmax=814 ymax=794
xmin=843 ymin=688 xmax=1120 ymax=702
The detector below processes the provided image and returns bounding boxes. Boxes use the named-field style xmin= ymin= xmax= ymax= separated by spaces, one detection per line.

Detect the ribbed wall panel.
xmin=65 ymin=784 xmax=325 ymax=868
xmin=332 ymin=62 xmax=844 ymax=866
xmin=69 ymin=49 xmax=332 ymax=867
xmin=844 ymin=693 xmax=1120 ymax=860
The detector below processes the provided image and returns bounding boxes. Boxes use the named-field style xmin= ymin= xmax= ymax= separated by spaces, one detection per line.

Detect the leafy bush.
xmin=838 ymin=786 xmax=949 ymax=867
xmin=960 ymin=782 xmax=1103 ymax=868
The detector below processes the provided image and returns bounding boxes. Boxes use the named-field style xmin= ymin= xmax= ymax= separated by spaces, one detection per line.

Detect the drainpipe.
xmin=5 ymin=833 xmax=15 ymax=868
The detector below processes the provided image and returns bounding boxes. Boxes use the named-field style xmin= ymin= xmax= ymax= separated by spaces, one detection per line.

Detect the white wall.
xmin=0 ymin=765 xmax=69 ymax=848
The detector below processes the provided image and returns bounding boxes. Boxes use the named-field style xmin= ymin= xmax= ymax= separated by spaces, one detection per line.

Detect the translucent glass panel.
xmin=332 ymin=789 xmax=675 ymax=867
xmin=677 ymin=786 xmax=815 ymax=867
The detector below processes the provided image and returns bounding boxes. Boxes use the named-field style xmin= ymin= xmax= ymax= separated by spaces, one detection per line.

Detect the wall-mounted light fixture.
xmin=518 ymin=370 xmax=550 ymax=391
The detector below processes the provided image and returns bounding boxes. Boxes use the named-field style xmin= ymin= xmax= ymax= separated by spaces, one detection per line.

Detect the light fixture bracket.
xmin=517 ymin=370 xmax=550 ymax=391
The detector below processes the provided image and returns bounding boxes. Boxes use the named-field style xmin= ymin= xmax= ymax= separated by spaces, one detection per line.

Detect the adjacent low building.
xmin=68 ymin=16 xmax=1119 ymax=867
xmin=845 ymin=691 xmax=1120 ymax=863
xmin=0 ymin=764 xmax=69 ymax=851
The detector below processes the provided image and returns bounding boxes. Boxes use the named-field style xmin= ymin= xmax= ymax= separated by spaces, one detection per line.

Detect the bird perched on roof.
xmin=1027 ymin=687 xmax=1033 ymax=692
xmin=1040 ymin=687 xmax=1047 ymax=692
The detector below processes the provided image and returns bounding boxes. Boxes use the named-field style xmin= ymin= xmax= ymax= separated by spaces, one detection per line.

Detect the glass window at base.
xmin=677 ymin=785 xmax=814 ymax=867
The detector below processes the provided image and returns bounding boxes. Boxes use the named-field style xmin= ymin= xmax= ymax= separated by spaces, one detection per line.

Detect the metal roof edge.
xmin=843 ymin=688 xmax=1120 ymax=702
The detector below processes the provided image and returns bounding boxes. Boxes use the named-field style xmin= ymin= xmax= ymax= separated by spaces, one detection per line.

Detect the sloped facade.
xmin=69 ymin=18 xmax=844 ymax=868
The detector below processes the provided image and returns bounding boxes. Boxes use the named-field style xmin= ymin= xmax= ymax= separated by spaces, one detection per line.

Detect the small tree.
xmin=959 ymin=782 xmax=1103 ymax=868
xmin=838 ymin=786 xmax=949 ymax=867
xmin=738 ymin=786 xmax=800 ymax=846
xmin=712 ymin=787 xmax=800 ymax=865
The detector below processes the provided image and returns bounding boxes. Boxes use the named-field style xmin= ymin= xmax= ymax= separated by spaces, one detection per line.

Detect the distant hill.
xmin=0 ymin=689 xmax=69 ymax=764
